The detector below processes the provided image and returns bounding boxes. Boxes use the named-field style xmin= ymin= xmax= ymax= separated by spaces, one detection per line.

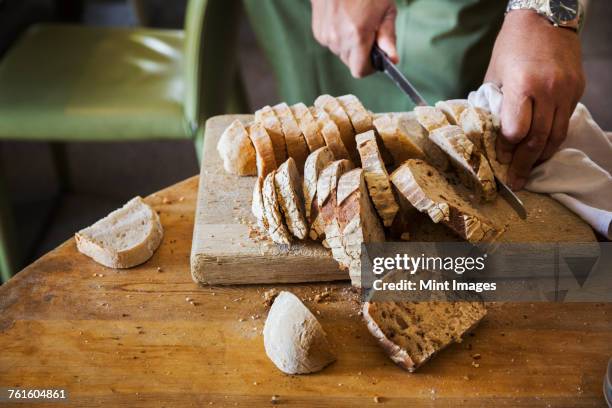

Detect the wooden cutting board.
xmin=190 ymin=115 xmax=596 ymax=285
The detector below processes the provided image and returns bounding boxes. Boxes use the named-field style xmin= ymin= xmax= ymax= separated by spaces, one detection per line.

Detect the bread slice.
xmin=303 ymin=146 xmax=335 ymax=220
xmin=273 ymin=102 xmax=310 ymax=171
xmin=457 ymin=105 xmax=485 ymax=151
xmin=390 ymin=159 xmax=502 ymax=243
xmin=363 ymin=300 xmax=487 ymax=372
xmin=75 ymin=196 xmax=163 ymax=268
xmin=251 ymin=176 xmax=268 ymax=230
xmin=264 ymin=291 xmax=336 ymax=374
xmin=274 ymin=158 xmax=308 ymax=239
xmin=428 ymin=125 xmax=496 ymax=202
xmin=255 ymin=105 xmax=288 ymax=165
xmin=356 ymin=130 xmax=399 ymax=227
xmin=311 ymin=107 xmax=352 ymax=162
xmin=217 ymin=120 xmax=257 ymax=176
xmin=325 ymin=168 xmax=385 ymax=287
xmin=291 ymin=103 xmax=326 ymax=152
xmin=435 ymin=100 xmax=469 ymax=125
xmin=414 ymin=106 xmax=449 ymax=132
xmin=373 ymin=112 xmax=449 ymax=171
xmin=314 ymin=94 xmax=359 ymax=162
xmin=337 ymin=94 xmax=373 ymax=134
xmin=249 ymin=122 xmax=278 ymax=178
xmin=262 ymin=171 xmax=292 ymax=245
xmin=311 ymin=159 xmax=353 ymax=240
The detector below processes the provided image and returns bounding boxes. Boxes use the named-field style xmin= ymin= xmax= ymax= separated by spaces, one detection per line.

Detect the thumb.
xmin=376 ymin=7 xmax=398 ymax=64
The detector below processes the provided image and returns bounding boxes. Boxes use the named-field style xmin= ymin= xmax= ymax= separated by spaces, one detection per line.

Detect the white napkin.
xmin=468 ymin=83 xmax=612 ymax=239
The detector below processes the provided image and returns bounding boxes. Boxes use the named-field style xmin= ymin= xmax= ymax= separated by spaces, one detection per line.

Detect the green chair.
xmin=0 ymin=0 xmax=248 ymax=282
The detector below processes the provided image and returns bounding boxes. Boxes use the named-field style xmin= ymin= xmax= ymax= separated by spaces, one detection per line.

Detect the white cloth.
xmin=468 ymin=83 xmax=612 ymax=239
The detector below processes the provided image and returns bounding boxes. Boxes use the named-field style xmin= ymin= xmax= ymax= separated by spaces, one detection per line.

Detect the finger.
xmin=508 ymin=100 xmax=555 ymax=190
xmin=348 ymin=30 xmax=376 ymax=78
xmin=540 ymin=106 xmax=570 ymax=160
xmin=498 ymin=90 xmax=532 ymax=164
xmin=376 ymin=6 xmax=398 ymax=64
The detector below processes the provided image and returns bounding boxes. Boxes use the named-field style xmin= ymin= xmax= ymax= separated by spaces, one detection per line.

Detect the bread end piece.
xmin=75 ymin=196 xmax=163 ymax=268
xmin=217 ymin=120 xmax=257 ymax=176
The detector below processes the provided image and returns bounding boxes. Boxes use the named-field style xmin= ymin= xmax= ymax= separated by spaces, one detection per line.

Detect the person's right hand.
xmin=310 ymin=0 xmax=398 ymax=78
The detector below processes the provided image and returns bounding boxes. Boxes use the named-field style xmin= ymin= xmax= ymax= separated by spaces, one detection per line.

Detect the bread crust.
xmin=303 ymin=146 xmax=335 ymax=220
xmin=262 ymin=171 xmax=292 ymax=245
xmin=275 ymin=158 xmax=309 ymax=239
xmin=311 ymin=107 xmax=352 ymax=162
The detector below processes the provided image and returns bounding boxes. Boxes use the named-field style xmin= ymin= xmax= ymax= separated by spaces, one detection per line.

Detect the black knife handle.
xmin=370 ymin=44 xmax=385 ymax=72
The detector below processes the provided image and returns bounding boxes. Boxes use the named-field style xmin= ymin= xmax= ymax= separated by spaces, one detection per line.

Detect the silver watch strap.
xmin=506 ymin=0 xmax=548 ymax=15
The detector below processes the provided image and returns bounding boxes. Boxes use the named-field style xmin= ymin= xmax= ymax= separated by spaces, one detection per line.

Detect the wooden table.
xmin=0 ymin=176 xmax=610 ymax=407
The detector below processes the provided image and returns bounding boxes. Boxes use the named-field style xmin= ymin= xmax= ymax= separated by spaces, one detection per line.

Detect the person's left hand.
xmin=485 ymin=10 xmax=585 ymax=190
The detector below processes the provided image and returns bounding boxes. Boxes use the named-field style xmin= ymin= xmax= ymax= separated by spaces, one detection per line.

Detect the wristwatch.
xmin=506 ymin=0 xmax=584 ymax=32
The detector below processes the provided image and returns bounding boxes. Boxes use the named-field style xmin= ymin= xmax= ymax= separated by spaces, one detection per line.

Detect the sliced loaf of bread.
xmin=274 ymin=158 xmax=308 ymax=239
xmin=428 ymin=125 xmax=496 ymax=202
xmin=75 ymin=197 xmax=163 ymax=268
xmin=356 ymin=130 xmax=399 ymax=227
xmin=390 ymin=159 xmax=502 ymax=243
xmin=363 ymin=300 xmax=487 ymax=372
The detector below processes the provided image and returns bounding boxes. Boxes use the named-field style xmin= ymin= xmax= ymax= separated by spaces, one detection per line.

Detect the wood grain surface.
xmin=191 ymin=115 xmax=597 ymax=285
xmin=0 ymin=141 xmax=609 ymax=407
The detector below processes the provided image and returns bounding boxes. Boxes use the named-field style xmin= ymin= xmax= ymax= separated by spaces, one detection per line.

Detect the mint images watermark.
xmin=361 ymin=242 xmax=612 ymax=302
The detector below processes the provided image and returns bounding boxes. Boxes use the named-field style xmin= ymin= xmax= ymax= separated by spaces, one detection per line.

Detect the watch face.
xmin=549 ymin=0 xmax=579 ymax=22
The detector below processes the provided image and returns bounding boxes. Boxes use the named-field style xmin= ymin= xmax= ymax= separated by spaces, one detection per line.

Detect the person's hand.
xmin=485 ymin=10 xmax=585 ymax=190
xmin=310 ymin=0 xmax=398 ymax=77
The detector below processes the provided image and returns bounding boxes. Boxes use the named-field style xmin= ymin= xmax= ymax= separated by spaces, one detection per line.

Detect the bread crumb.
xmin=373 ymin=396 xmax=381 ymax=403
xmin=271 ymin=395 xmax=280 ymax=404
xmin=471 ymin=361 xmax=480 ymax=368
xmin=400 ymin=232 xmax=410 ymax=241
xmin=185 ymin=297 xmax=193 ymax=302
xmin=162 ymin=197 xmax=170 ymax=204
xmin=472 ymin=353 xmax=481 ymax=360
xmin=157 ymin=267 xmax=163 ymax=273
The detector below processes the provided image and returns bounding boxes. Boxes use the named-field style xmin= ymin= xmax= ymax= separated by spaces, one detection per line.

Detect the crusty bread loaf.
xmin=303 ymin=146 xmax=335 ymax=220
xmin=311 ymin=107 xmax=352 ymax=162
xmin=217 ymin=120 xmax=257 ymax=176
xmin=275 ymin=158 xmax=308 ymax=239
xmin=249 ymin=122 xmax=277 ymax=178
xmin=428 ymin=125 xmax=496 ymax=202
xmin=255 ymin=105 xmax=287 ymax=165
xmin=373 ymin=112 xmax=449 ymax=171
xmin=363 ymin=300 xmax=487 ymax=372
xmin=326 ymin=168 xmax=385 ymax=287
xmin=273 ymin=102 xmax=310 ymax=171
xmin=414 ymin=106 xmax=450 ymax=132
xmin=337 ymin=94 xmax=373 ymax=134
xmin=75 ymin=197 xmax=163 ymax=268
xmin=262 ymin=171 xmax=292 ymax=245
xmin=356 ymin=130 xmax=399 ymax=227
xmin=391 ymin=159 xmax=502 ymax=243
xmin=264 ymin=291 xmax=336 ymax=374
xmin=315 ymin=94 xmax=359 ymax=163
xmin=291 ymin=102 xmax=326 ymax=152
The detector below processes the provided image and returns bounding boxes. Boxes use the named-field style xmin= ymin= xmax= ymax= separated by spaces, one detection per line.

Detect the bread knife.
xmin=370 ymin=44 xmax=527 ymax=219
